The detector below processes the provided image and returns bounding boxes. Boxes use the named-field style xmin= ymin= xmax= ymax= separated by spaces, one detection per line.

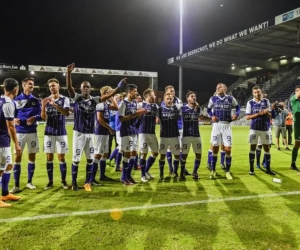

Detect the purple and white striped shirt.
xmin=246 ymin=98 xmax=271 ymax=131
xmin=137 ymin=101 xmax=158 ymax=135
xmin=72 ymin=93 xmax=100 ymax=134
xmin=94 ymin=102 xmax=110 ymax=136
xmin=207 ymin=95 xmax=239 ymax=122
xmin=118 ymin=98 xmax=138 ymax=137
xmin=158 ymin=104 xmax=181 ymax=138
xmin=0 ymin=96 xmax=15 ymax=147
xmin=44 ymin=95 xmax=70 ymax=136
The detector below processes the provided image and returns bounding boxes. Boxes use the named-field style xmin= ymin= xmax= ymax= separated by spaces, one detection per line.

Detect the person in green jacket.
xmin=289 ymin=84 xmax=300 ymax=170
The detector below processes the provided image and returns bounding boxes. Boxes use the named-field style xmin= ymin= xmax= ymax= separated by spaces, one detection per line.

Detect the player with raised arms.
xmin=66 ymin=63 xmax=126 ymax=191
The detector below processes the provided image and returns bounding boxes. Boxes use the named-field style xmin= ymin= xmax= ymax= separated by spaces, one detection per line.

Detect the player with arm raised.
xmin=158 ymin=93 xmax=182 ymax=180
xmin=181 ymin=91 xmax=211 ymax=180
xmin=206 ymin=83 xmax=240 ymax=180
xmin=0 ymin=79 xmax=22 ymax=207
xmin=10 ymin=77 xmax=42 ymax=193
xmin=66 ymin=63 xmax=126 ymax=191
xmin=137 ymin=88 xmax=159 ymax=182
xmin=91 ymin=86 xmax=118 ymax=185
xmin=41 ymin=78 xmax=70 ymax=190
xmin=246 ymin=86 xmax=275 ymax=175
xmin=118 ymin=84 xmax=147 ymax=185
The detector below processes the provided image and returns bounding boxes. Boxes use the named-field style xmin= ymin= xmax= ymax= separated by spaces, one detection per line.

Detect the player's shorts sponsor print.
xmin=138 ymin=134 xmax=158 ymax=153
xmin=44 ymin=135 xmax=68 ymax=154
xmin=72 ymin=131 xmax=94 ymax=162
xmin=181 ymin=136 xmax=202 ymax=154
xmin=94 ymin=135 xmax=109 ymax=155
xmin=159 ymin=137 xmax=180 ymax=155
xmin=210 ymin=123 xmax=232 ymax=147
xmin=16 ymin=133 xmax=39 ymax=153
xmin=258 ymin=128 xmax=272 ymax=145
xmin=120 ymin=135 xmax=138 ymax=152
xmin=0 ymin=147 xmax=12 ymax=170
xmin=248 ymin=129 xmax=270 ymax=145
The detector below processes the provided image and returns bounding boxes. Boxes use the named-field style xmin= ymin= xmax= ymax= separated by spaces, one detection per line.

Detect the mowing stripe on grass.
xmin=1 ymin=190 xmax=300 ymax=223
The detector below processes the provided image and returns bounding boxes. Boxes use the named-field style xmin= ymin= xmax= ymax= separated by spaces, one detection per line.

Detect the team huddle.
xmin=0 ymin=63 xmax=300 ymax=208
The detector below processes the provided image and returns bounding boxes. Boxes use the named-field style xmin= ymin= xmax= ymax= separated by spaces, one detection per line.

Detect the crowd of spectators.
xmin=232 ymin=85 xmax=252 ymax=106
xmin=256 ymin=72 xmax=272 ymax=85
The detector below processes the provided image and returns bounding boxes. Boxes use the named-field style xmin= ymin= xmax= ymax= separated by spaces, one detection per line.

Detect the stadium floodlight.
xmin=31 ymin=71 xmax=35 ymax=75
xmin=179 ymin=0 xmax=183 ymax=100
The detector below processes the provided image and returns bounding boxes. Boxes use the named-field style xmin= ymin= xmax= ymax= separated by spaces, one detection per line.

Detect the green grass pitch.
xmin=1 ymin=125 xmax=300 ymax=250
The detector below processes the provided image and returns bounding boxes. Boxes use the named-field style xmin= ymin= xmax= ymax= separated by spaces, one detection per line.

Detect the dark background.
xmin=1 ymin=0 xmax=299 ymax=99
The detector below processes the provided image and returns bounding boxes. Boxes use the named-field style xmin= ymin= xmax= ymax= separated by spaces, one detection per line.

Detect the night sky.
xmin=1 ymin=0 xmax=299 ymax=94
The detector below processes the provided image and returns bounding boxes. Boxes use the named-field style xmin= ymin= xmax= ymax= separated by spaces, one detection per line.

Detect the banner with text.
xmin=28 ymin=65 xmax=158 ymax=78
xmin=0 ymin=63 xmax=28 ymax=71
xmin=168 ymin=19 xmax=275 ymax=64
xmin=275 ymin=7 xmax=300 ymax=25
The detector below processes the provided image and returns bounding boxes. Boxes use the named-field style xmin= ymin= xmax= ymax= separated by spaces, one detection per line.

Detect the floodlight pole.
xmin=179 ymin=0 xmax=183 ymax=100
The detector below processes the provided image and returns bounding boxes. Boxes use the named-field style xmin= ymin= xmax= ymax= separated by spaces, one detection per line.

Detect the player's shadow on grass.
xmin=216 ymin=176 xmax=297 ymax=249
xmin=135 ymin=178 xmax=216 ymax=248
xmin=123 ymin=202 xmax=219 ymax=249
xmin=255 ymin=171 xmax=300 ymax=215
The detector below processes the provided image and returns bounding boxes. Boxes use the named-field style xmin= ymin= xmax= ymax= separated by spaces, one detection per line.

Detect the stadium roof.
xmin=167 ymin=7 xmax=300 ymax=76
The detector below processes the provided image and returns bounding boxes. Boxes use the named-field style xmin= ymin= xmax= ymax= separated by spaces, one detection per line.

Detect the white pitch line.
xmin=1 ymin=190 xmax=300 ymax=223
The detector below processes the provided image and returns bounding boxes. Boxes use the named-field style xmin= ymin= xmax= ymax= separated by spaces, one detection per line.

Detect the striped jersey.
xmin=181 ymin=104 xmax=202 ymax=137
xmin=95 ymin=102 xmax=110 ymax=135
xmin=14 ymin=93 xmax=42 ymax=133
xmin=246 ymin=98 xmax=271 ymax=131
xmin=207 ymin=95 xmax=239 ymax=122
xmin=118 ymin=98 xmax=138 ymax=137
xmin=137 ymin=101 xmax=158 ymax=134
xmin=161 ymin=96 xmax=183 ymax=129
xmin=0 ymin=96 xmax=15 ymax=147
xmin=158 ymin=104 xmax=181 ymax=138
xmin=72 ymin=93 xmax=100 ymax=134
xmin=44 ymin=95 xmax=70 ymax=136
